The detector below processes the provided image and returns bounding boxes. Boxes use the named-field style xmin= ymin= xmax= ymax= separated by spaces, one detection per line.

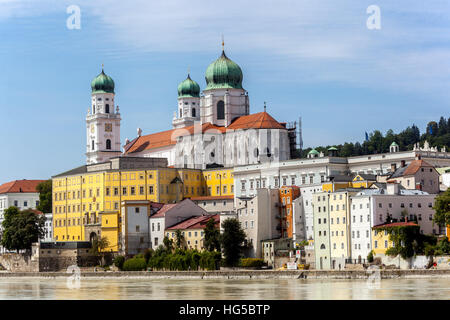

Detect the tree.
xmin=1 ymin=207 xmax=45 ymax=252
xmin=36 ymin=180 xmax=52 ymax=213
xmin=220 ymin=218 xmax=247 ymax=267
xmin=204 ymin=218 xmax=221 ymax=252
xmin=90 ymin=236 xmax=110 ymax=266
xmin=174 ymin=230 xmax=185 ymax=249
xmin=163 ymin=235 xmax=174 ymax=252
xmin=433 ymin=188 xmax=450 ymax=226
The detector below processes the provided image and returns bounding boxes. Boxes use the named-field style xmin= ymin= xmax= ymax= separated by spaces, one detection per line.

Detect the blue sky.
xmin=0 ymin=0 xmax=449 ymax=183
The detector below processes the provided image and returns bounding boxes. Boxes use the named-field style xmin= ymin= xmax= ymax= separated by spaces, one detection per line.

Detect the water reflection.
xmin=0 ymin=277 xmax=448 ymax=300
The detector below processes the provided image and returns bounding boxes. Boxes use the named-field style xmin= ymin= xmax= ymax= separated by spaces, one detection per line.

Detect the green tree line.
xmin=301 ymin=116 xmax=450 ymax=158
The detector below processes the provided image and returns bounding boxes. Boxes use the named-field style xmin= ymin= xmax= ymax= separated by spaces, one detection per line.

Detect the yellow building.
xmin=165 ymin=214 xmax=220 ymax=250
xmin=328 ymin=190 xmax=357 ymax=263
xmin=52 ymin=157 xmax=206 ymax=252
xmin=202 ymin=168 xmax=234 ymax=197
xmin=371 ymin=221 xmax=419 ymax=255
xmin=322 ymin=174 xmax=376 ymax=192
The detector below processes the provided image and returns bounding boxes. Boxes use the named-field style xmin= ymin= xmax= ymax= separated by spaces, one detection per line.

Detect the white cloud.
xmin=1 ymin=0 xmax=450 ymax=98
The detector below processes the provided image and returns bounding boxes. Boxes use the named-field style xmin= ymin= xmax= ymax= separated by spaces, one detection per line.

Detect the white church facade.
xmin=121 ymin=49 xmax=292 ymax=169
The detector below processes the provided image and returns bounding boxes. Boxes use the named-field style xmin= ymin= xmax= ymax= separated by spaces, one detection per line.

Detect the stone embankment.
xmin=0 ymin=269 xmax=449 ymax=279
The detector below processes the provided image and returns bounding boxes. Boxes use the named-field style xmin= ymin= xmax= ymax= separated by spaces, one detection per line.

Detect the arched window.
xmin=192 ymin=108 xmax=196 ymax=117
xmin=320 ymin=244 xmax=326 ymax=249
xmin=105 ymin=104 xmax=110 ymax=114
xmin=217 ymin=100 xmax=225 ymax=120
xmin=92 ymin=105 xmax=95 ymax=114
xmin=179 ymin=109 xmax=182 ymax=118
xmin=91 ymin=140 xmax=95 ymax=151
xmin=106 ymin=139 xmax=111 ymax=150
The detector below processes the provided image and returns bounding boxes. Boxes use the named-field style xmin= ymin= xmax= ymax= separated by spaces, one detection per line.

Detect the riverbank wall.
xmin=0 ymin=269 xmax=450 ymax=279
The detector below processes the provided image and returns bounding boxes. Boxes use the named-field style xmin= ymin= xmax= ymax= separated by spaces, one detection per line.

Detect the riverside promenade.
xmin=0 ymin=269 xmax=449 ymax=279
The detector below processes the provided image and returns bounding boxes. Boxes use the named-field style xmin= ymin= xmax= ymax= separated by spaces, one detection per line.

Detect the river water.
xmin=0 ymin=277 xmax=449 ymax=300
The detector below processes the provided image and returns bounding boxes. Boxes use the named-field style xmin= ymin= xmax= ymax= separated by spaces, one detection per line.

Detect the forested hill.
xmin=300 ymin=116 xmax=450 ymax=158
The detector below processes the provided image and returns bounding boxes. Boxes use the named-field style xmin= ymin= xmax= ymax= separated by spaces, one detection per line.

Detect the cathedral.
xmin=86 ymin=48 xmax=293 ymax=168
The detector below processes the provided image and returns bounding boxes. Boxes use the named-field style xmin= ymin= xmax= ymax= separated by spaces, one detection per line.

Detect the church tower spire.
xmin=86 ymin=66 xmax=122 ymax=164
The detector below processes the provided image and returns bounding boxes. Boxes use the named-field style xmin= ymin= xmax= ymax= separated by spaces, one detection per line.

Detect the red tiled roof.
xmin=0 ymin=180 xmax=46 ymax=195
xmin=124 ymin=112 xmax=285 ymax=154
xmin=373 ymin=221 xmax=419 ymax=229
xmin=151 ymin=203 xmax=178 ymax=218
xmin=166 ymin=214 xmax=219 ymax=231
xmin=403 ymin=159 xmax=435 ymax=176
xmin=227 ymin=112 xmax=285 ymax=130
xmin=191 ymin=195 xmax=234 ymax=201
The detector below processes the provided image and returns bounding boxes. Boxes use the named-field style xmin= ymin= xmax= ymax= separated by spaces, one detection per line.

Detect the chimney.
xmin=401 ymin=160 xmax=406 ymax=168
xmin=391 ymin=163 xmax=397 ymax=173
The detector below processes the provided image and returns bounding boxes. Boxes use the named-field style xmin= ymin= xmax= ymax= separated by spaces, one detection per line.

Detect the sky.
xmin=0 ymin=0 xmax=449 ymax=183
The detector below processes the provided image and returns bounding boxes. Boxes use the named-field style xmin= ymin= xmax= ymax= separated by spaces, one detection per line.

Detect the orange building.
xmin=279 ymin=186 xmax=300 ymax=238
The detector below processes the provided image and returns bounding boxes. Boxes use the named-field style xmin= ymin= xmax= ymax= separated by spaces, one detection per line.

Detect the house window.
xmin=135 ymin=207 xmax=140 ymax=213
xmin=192 ymin=108 xmax=196 ymax=117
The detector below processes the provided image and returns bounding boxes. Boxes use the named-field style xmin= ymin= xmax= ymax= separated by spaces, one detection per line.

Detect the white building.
xmin=235 ymin=189 xmax=280 ymax=258
xmin=120 ymin=200 xmax=152 ymax=255
xmin=0 ymin=179 xmax=46 ymax=252
xmin=149 ymin=199 xmax=207 ymax=249
xmin=349 ymin=184 xmax=438 ymax=262
xmin=42 ymin=212 xmax=53 ymax=242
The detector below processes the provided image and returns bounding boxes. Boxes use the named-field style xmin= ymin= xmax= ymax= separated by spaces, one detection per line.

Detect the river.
xmin=0 ymin=277 xmax=448 ymax=299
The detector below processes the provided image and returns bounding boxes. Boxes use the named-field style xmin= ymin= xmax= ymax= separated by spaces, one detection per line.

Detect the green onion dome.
xmin=177 ymin=74 xmax=200 ymax=98
xmin=390 ymin=141 xmax=399 ymax=147
xmin=91 ymin=69 xmax=115 ymax=94
xmin=308 ymin=149 xmax=320 ymax=155
xmin=328 ymin=147 xmax=338 ymax=151
xmin=205 ymin=50 xmax=243 ymax=90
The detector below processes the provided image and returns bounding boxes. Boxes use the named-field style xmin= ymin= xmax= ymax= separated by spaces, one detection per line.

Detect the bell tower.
xmin=86 ymin=66 xmax=122 ymax=164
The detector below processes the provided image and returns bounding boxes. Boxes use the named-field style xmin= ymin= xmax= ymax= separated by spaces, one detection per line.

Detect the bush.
xmin=240 ymin=258 xmax=265 ymax=268
xmin=122 ymin=257 xmax=147 ymax=271
xmin=144 ymin=248 xmax=154 ymax=264
xmin=367 ymin=251 xmax=374 ymax=263
xmin=113 ymin=255 xmax=125 ymax=270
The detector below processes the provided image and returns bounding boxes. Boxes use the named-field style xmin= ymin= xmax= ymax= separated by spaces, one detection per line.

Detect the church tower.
xmin=172 ymin=74 xmax=201 ymax=129
xmin=200 ymin=44 xmax=249 ymax=127
xmin=86 ymin=67 xmax=121 ymax=164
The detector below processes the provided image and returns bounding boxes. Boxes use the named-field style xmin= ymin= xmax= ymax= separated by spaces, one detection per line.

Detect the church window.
xmin=106 ymin=139 xmax=111 ymax=150
xmin=192 ymin=108 xmax=196 ymax=117
xmin=92 ymin=140 xmax=95 ymax=150
xmin=217 ymin=100 xmax=225 ymax=120
xmin=179 ymin=109 xmax=182 ymax=118
xmin=105 ymin=104 xmax=110 ymax=113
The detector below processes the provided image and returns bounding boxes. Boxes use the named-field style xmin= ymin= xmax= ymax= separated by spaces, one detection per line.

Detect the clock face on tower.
xmin=105 ymin=123 xmax=112 ymax=132
xmin=90 ymin=124 xmax=95 ymax=133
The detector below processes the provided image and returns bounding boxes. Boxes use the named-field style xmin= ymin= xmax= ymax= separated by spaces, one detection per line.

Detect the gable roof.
xmin=227 ymin=111 xmax=285 ymax=130
xmin=124 ymin=112 xmax=285 ymax=154
xmin=0 ymin=180 xmax=46 ymax=194
xmin=389 ymin=159 xmax=436 ymax=179
xmin=373 ymin=221 xmax=419 ymax=229
xmin=166 ymin=214 xmax=219 ymax=231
